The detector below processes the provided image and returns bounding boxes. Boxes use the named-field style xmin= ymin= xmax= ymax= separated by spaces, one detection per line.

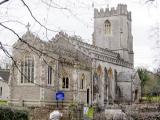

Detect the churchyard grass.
xmin=0 ymin=100 xmax=8 ymax=105
xmin=142 ymin=96 xmax=160 ymax=102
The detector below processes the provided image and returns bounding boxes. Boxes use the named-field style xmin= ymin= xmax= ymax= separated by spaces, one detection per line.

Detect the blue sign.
xmin=56 ymin=91 xmax=64 ymax=100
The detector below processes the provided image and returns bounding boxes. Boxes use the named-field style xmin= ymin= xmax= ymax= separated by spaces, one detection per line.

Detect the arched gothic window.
xmin=114 ymin=70 xmax=117 ymax=82
xmin=48 ymin=66 xmax=52 ymax=85
xmin=104 ymin=67 xmax=108 ymax=104
xmin=114 ymin=69 xmax=118 ymax=94
xmin=104 ymin=67 xmax=108 ymax=81
xmin=97 ymin=64 xmax=102 ymax=76
xmin=104 ymin=20 xmax=111 ymax=35
xmin=62 ymin=77 xmax=69 ymax=89
xmin=80 ymin=73 xmax=85 ymax=89
xmin=93 ymin=72 xmax=99 ymax=100
xmin=108 ymin=67 xmax=113 ymax=79
xmin=21 ymin=55 xmax=34 ymax=83
xmin=61 ymin=69 xmax=69 ymax=89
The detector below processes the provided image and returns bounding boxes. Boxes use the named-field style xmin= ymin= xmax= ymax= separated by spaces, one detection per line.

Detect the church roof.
xmin=51 ymin=31 xmax=119 ymax=57
xmin=13 ymin=30 xmax=132 ymax=69
xmin=49 ymin=31 xmax=133 ymax=68
xmin=69 ymin=36 xmax=119 ymax=58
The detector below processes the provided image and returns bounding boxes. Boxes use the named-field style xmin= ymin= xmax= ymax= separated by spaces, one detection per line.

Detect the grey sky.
xmin=0 ymin=0 xmax=160 ymax=70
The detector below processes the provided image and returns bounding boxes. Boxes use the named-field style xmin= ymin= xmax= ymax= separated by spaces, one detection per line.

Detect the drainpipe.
xmin=91 ymin=58 xmax=94 ymax=106
xmin=131 ymin=74 xmax=133 ymax=105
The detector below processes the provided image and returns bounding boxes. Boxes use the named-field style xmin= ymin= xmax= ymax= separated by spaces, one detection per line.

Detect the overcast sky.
xmin=0 ymin=0 xmax=160 ymax=70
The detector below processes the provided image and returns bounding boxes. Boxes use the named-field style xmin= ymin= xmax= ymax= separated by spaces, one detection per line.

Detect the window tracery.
xmin=104 ymin=20 xmax=111 ymax=35
xmin=21 ymin=55 xmax=34 ymax=83
xmin=80 ymin=73 xmax=85 ymax=89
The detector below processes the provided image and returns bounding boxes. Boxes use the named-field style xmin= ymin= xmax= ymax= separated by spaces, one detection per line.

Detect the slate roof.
xmin=0 ymin=69 xmax=10 ymax=83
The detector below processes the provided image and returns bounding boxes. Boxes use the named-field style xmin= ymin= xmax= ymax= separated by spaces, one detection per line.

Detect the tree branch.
xmin=20 ymin=0 xmax=58 ymax=33
xmin=0 ymin=0 xmax=9 ymax=5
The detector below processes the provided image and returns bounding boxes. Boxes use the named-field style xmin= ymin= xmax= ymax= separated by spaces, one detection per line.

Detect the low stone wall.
xmin=94 ymin=103 xmax=160 ymax=120
xmin=28 ymin=106 xmax=54 ymax=120
xmin=124 ymin=103 xmax=160 ymax=120
xmin=28 ymin=105 xmax=83 ymax=120
xmin=18 ymin=103 xmax=160 ymax=120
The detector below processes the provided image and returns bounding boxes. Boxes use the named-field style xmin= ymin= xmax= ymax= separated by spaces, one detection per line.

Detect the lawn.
xmin=0 ymin=100 xmax=8 ymax=105
xmin=142 ymin=96 xmax=160 ymax=102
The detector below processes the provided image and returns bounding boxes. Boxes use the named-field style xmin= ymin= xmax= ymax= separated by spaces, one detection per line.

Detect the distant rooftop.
xmin=0 ymin=69 xmax=10 ymax=83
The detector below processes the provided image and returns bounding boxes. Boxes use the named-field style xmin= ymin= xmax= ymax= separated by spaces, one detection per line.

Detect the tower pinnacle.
xmin=26 ymin=22 xmax=30 ymax=32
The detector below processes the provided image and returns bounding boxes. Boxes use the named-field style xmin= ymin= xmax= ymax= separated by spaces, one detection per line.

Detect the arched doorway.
xmin=134 ymin=89 xmax=138 ymax=101
xmin=116 ymin=86 xmax=122 ymax=103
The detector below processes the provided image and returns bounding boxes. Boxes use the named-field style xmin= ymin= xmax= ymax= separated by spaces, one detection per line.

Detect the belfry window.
xmin=104 ymin=20 xmax=111 ymax=35
xmin=21 ymin=55 xmax=34 ymax=83
xmin=62 ymin=77 xmax=69 ymax=89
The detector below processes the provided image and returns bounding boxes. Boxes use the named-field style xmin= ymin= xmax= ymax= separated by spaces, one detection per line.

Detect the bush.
xmin=0 ymin=107 xmax=28 ymax=120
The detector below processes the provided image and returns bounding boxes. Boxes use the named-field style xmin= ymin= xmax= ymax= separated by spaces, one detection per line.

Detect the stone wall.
xmin=29 ymin=106 xmax=54 ymax=120
xmin=93 ymin=4 xmax=133 ymax=64
xmin=21 ymin=103 xmax=160 ymax=120
xmin=124 ymin=103 xmax=160 ymax=120
xmin=28 ymin=105 xmax=83 ymax=120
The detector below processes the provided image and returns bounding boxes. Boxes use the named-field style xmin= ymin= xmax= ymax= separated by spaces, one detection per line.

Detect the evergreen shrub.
xmin=0 ymin=107 xmax=28 ymax=120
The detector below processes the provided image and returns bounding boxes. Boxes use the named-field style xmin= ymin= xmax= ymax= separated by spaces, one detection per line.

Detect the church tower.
xmin=93 ymin=4 xmax=134 ymax=64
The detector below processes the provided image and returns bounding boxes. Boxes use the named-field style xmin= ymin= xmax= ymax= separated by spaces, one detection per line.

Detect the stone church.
xmin=9 ymin=4 xmax=141 ymax=107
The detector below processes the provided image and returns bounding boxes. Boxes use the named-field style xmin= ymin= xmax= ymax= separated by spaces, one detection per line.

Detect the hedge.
xmin=0 ymin=107 xmax=28 ymax=120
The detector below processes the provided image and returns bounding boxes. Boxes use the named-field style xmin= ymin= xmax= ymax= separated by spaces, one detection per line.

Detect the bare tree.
xmin=0 ymin=0 xmax=94 ymax=91
xmin=0 ymin=0 xmax=71 ymax=89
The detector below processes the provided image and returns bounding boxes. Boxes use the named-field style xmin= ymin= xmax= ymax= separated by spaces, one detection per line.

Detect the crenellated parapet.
xmin=94 ymin=4 xmax=131 ymax=20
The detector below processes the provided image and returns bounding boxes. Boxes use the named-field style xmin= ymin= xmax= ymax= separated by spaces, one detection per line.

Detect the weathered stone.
xmin=9 ymin=4 xmax=141 ymax=107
